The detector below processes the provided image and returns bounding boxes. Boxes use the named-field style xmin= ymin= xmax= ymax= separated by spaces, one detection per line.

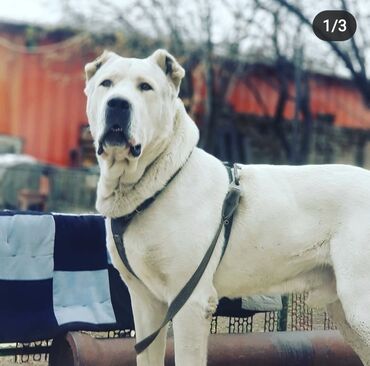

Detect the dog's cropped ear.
xmin=85 ymin=50 xmax=114 ymax=82
xmin=150 ymin=49 xmax=185 ymax=94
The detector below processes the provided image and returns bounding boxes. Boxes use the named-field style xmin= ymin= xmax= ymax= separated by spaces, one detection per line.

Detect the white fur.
xmin=86 ymin=50 xmax=370 ymax=366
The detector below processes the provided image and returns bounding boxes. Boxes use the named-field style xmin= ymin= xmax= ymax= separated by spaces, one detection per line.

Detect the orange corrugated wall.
xmin=2 ymin=42 xmax=370 ymax=167
xmin=0 ymin=41 xmax=94 ymax=166
xmin=226 ymin=74 xmax=370 ymax=129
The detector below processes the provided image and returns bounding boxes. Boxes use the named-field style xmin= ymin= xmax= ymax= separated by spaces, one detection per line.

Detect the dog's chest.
xmin=124 ymin=223 xmax=167 ymax=278
xmin=117 ymin=212 xmax=188 ymax=297
xmin=112 ymin=197 xmax=224 ymax=300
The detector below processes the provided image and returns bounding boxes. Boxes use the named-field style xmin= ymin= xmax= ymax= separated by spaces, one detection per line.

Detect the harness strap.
xmin=135 ymin=164 xmax=240 ymax=354
xmin=136 ymin=214 xmax=225 ymax=353
xmin=110 ymin=152 xmax=193 ymax=279
xmin=111 ymin=162 xmax=241 ymax=354
xmin=111 ymin=218 xmax=140 ymax=279
xmin=220 ymin=162 xmax=240 ymax=260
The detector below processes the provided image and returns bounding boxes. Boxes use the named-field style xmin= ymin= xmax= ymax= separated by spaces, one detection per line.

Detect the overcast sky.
xmin=0 ymin=0 xmax=62 ymax=23
xmin=1 ymin=0 xmax=369 ymax=79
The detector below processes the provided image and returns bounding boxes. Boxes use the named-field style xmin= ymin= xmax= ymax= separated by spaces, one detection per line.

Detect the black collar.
xmin=114 ymin=149 xmax=193 ymax=225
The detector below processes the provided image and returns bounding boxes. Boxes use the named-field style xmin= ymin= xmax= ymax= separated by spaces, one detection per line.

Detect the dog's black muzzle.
xmin=97 ymin=97 xmax=142 ymax=157
xmin=101 ymin=97 xmax=131 ymax=147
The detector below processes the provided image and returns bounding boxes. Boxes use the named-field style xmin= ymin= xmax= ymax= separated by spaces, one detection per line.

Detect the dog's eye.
xmin=139 ymin=82 xmax=153 ymax=91
xmin=100 ymin=79 xmax=113 ymax=88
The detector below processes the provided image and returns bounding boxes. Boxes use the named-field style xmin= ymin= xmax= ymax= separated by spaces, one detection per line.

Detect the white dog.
xmin=84 ymin=49 xmax=370 ymax=366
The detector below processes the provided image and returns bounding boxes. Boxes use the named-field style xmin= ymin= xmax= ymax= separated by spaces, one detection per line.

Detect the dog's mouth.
xmin=98 ymin=127 xmax=141 ymax=157
xmin=103 ymin=126 xmax=127 ymax=146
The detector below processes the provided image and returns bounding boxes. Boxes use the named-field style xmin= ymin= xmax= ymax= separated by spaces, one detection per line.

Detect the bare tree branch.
xmin=340 ymin=0 xmax=366 ymax=79
xmin=98 ymin=0 xmax=139 ymax=34
xmin=273 ymin=0 xmax=370 ymax=106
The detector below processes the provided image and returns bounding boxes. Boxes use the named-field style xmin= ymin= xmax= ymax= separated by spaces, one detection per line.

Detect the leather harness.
xmin=111 ymin=156 xmax=241 ymax=354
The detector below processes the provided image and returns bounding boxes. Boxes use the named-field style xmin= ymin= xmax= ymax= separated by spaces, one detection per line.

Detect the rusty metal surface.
xmin=49 ymin=331 xmax=363 ymax=366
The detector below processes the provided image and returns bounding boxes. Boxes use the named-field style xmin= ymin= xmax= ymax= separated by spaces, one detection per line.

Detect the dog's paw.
xmin=205 ymin=296 xmax=218 ymax=319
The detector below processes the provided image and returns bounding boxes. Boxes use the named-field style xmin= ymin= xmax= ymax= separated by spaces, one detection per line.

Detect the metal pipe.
xmin=49 ymin=331 xmax=363 ymax=366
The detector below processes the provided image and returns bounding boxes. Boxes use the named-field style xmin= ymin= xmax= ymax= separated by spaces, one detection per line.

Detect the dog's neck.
xmin=96 ymin=100 xmax=199 ymax=218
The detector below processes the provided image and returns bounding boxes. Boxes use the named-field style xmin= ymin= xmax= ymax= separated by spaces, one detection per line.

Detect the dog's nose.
xmin=107 ymin=98 xmax=130 ymax=110
xmin=105 ymin=97 xmax=131 ymax=136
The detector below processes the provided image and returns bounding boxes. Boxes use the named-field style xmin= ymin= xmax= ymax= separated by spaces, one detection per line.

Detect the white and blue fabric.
xmin=0 ymin=211 xmax=133 ymax=343
xmin=0 ymin=211 xmax=282 ymax=343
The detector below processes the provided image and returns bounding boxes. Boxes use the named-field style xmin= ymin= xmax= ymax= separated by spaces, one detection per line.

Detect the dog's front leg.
xmin=172 ymin=287 xmax=218 ymax=366
xmin=129 ymin=282 xmax=168 ymax=366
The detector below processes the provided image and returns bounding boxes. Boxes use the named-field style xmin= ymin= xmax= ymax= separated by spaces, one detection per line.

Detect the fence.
xmin=0 ymin=162 xmax=98 ymax=213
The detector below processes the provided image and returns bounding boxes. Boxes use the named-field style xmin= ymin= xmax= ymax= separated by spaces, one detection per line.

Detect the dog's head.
xmin=84 ymin=49 xmax=185 ymax=162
